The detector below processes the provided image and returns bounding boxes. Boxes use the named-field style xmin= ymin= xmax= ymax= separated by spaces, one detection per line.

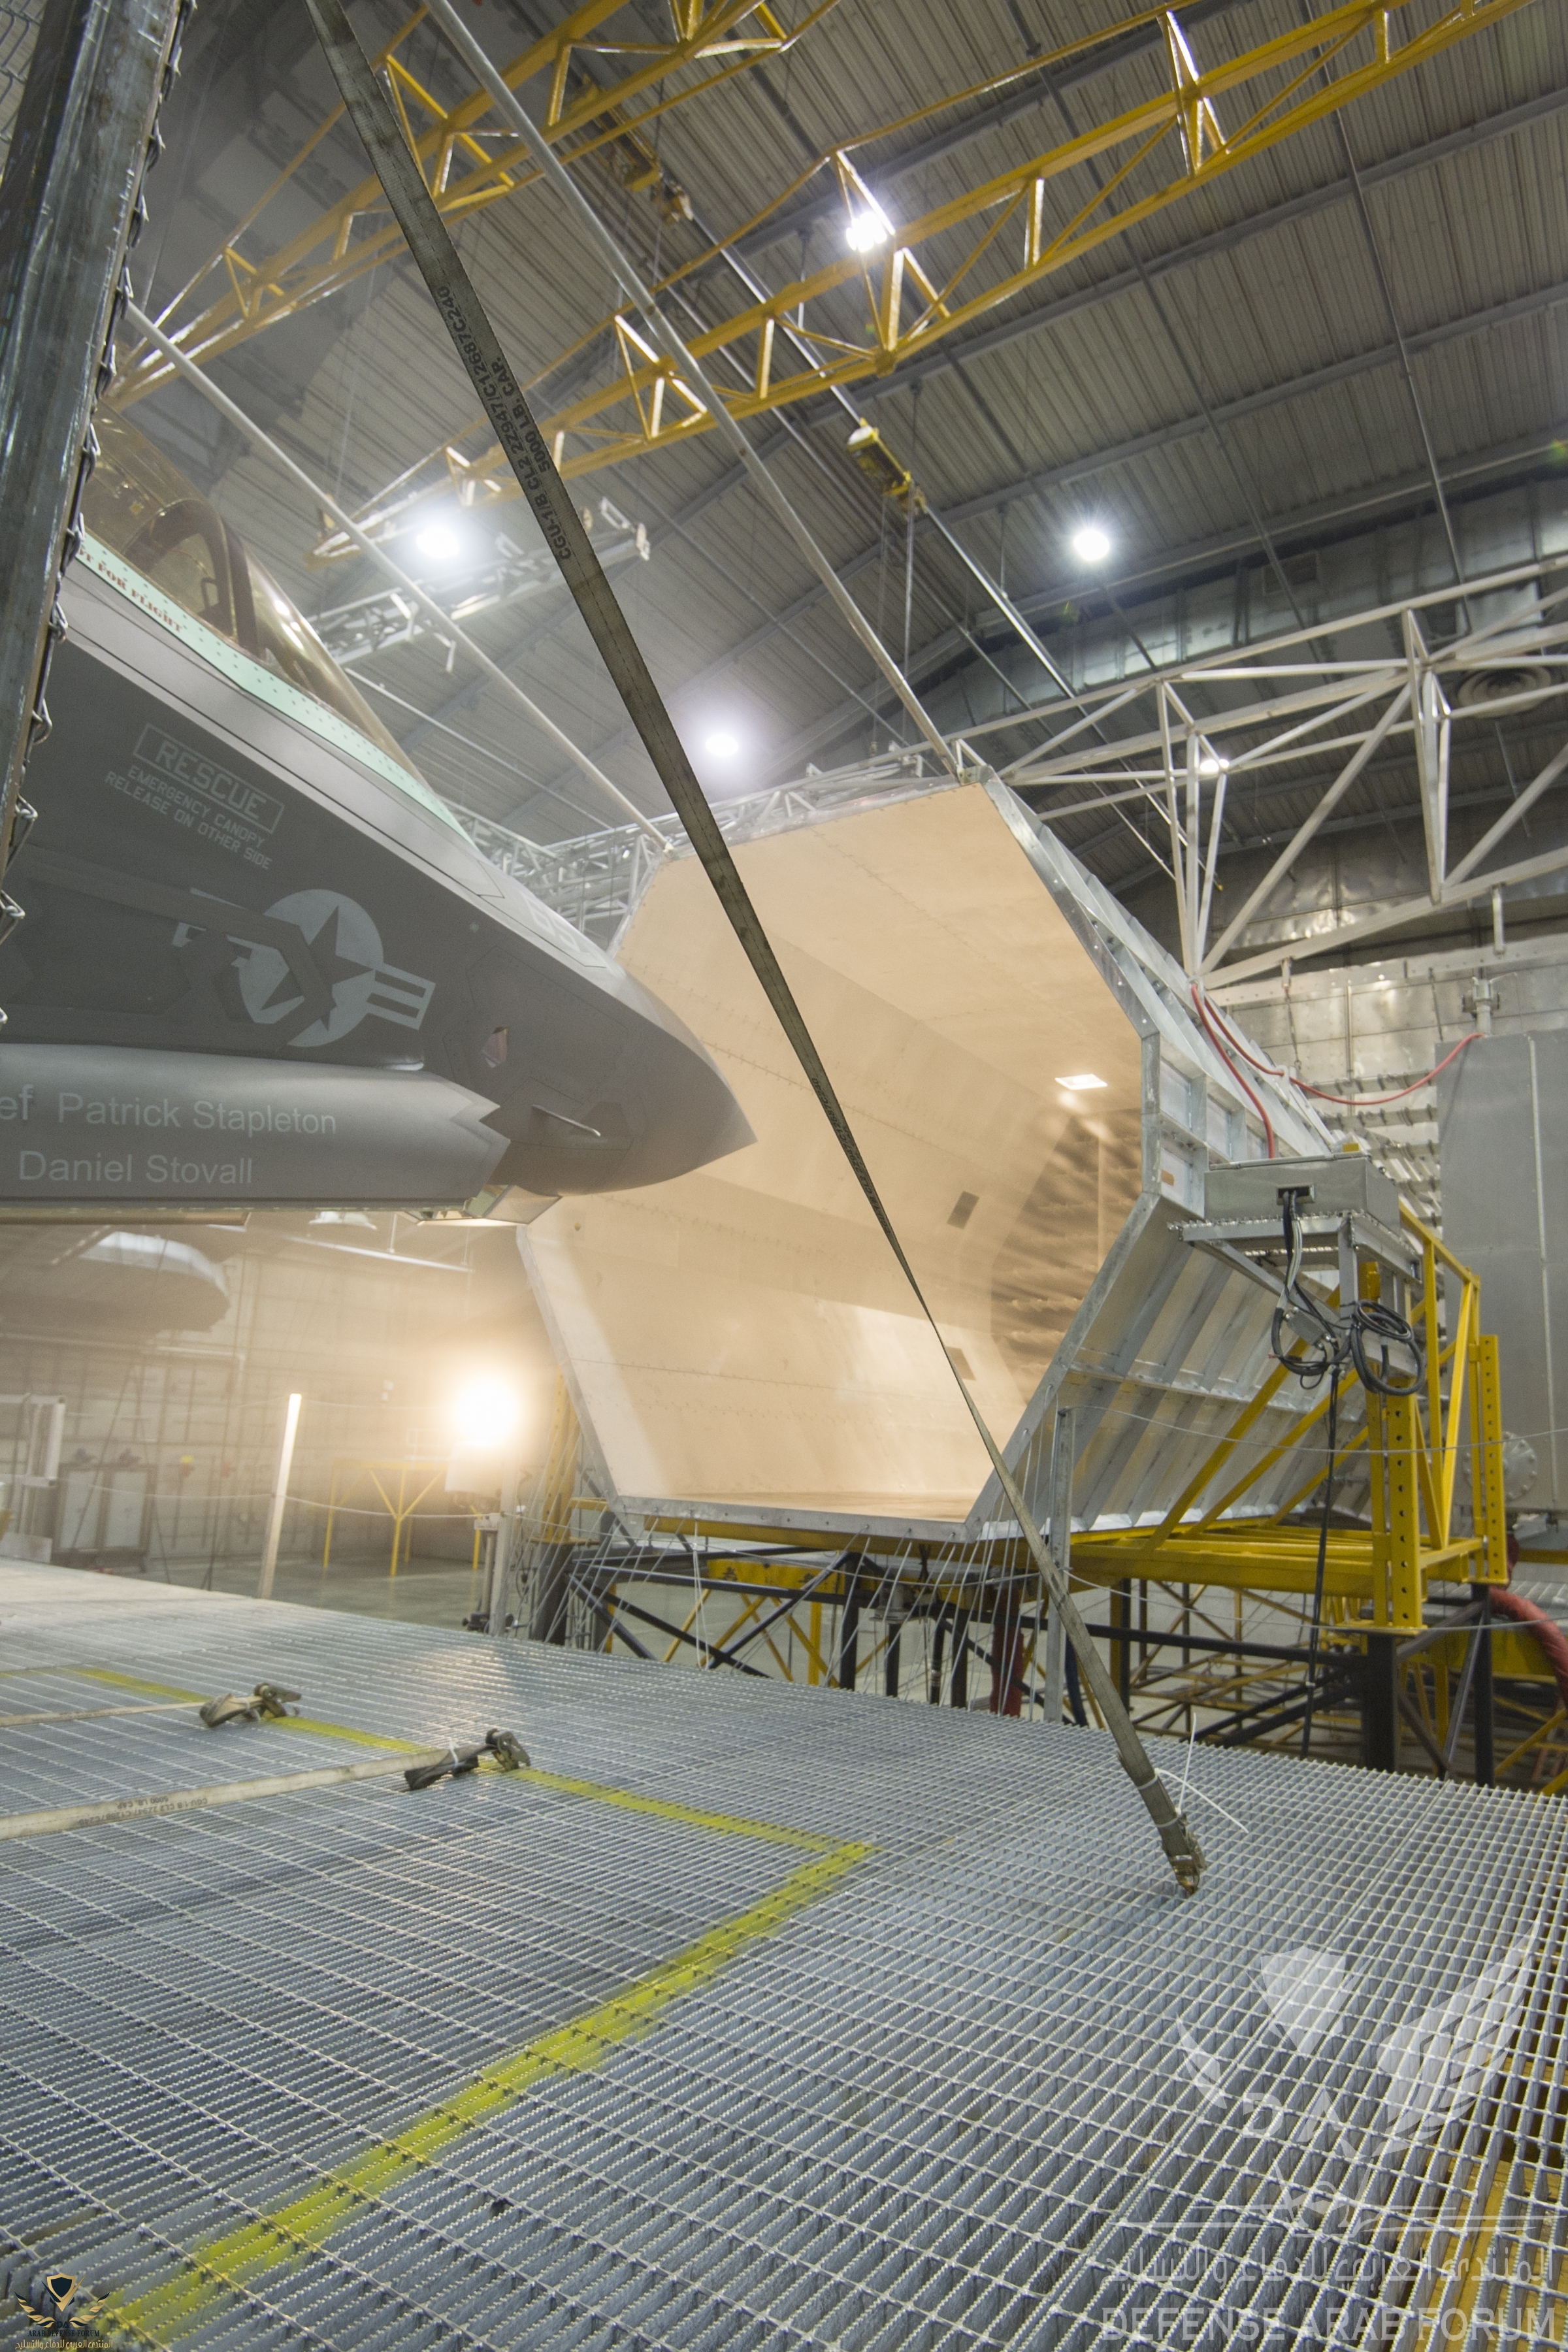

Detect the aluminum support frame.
xmin=0 ymin=0 xmax=186 ymax=892
xmin=1000 ymin=555 xmax=1568 ymax=985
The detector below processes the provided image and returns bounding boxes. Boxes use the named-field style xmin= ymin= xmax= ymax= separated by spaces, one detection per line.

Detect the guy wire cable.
xmin=423 ymin=0 xmax=1193 ymax=881
xmin=304 ymin=0 xmax=1204 ymax=1897
xmin=415 ymin=0 xmax=957 ymax=782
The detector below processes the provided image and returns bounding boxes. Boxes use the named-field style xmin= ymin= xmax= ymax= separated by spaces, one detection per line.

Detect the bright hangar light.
xmin=1057 ymin=1073 xmax=1107 ymax=1092
xmin=416 ymin=519 xmax=463 ymax=563
xmin=845 ymin=203 xmax=890 ymax=251
xmin=449 ymin=1379 xmax=519 ymax=1450
xmin=1071 ymin=523 xmax=1111 ymax=564
xmin=705 ymin=728 xmax=741 ymax=760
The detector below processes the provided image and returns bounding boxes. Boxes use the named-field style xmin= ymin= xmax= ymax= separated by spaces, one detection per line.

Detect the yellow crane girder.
xmin=114 ymin=0 xmax=838 ymax=408
xmin=308 ymin=0 xmax=1537 ymax=542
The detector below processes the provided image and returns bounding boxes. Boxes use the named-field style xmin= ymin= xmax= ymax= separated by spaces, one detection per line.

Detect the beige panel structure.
xmin=521 ymin=773 xmax=1328 ymax=1533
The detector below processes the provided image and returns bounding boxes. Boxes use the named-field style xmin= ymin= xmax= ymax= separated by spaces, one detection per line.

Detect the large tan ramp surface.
xmin=523 ymin=781 xmax=1145 ymax=1522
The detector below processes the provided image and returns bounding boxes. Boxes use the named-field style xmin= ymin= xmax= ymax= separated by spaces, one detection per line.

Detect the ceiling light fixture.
xmin=705 ymin=728 xmax=740 ymax=759
xmin=845 ymin=204 xmax=890 ymax=252
xmin=1058 ymin=1073 xmax=1108 ymax=1092
xmin=1071 ymin=524 xmax=1112 ymax=564
xmin=1197 ymin=752 xmax=1228 ymax=776
xmin=416 ymin=520 xmax=463 ymax=563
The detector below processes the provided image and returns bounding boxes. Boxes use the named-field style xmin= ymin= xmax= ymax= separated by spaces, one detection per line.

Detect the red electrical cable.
xmin=1492 ymin=1586 xmax=1568 ymax=1721
xmin=1192 ymin=985 xmax=1479 ymax=1121
xmin=1190 ymin=985 xmax=1276 ymax=1158
xmin=1295 ymin=1033 xmax=1477 ymax=1107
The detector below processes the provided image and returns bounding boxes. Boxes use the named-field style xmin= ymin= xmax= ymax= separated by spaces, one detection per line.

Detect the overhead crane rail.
xmin=112 ymin=0 xmax=843 ymax=410
xmin=294 ymin=0 xmax=1539 ymax=547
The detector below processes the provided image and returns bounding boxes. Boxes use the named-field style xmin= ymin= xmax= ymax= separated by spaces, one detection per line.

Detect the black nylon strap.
xmin=306 ymin=0 xmax=1202 ymax=1894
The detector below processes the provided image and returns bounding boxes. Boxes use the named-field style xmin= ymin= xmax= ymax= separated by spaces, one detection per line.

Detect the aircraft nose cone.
xmin=482 ymin=968 xmax=753 ymax=1199
xmin=613 ymin=1017 xmax=755 ymax=1188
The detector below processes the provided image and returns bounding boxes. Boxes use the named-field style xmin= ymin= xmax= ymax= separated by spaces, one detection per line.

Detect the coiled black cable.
xmin=1269 ymin=1185 xmax=1423 ymax=1754
xmin=1269 ymin=1188 xmax=1423 ymax=1397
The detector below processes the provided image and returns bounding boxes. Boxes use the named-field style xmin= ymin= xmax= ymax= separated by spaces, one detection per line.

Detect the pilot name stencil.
xmin=4 ymin=1090 xmax=341 ymax=1135
xmin=16 ymin=1152 xmax=259 ymax=1186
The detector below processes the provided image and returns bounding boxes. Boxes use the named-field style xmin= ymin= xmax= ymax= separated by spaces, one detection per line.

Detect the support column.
xmin=1470 ymin=1333 xmax=1509 ymax=1582
xmin=1471 ymin=1584 xmax=1495 ymax=1787
xmin=990 ymin=1582 xmax=1024 ymax=1716
xmin=928 ymin=1607 xmax=947 ymax=1706
xmin=836 ymin=1562 xmax=861 ymax=1691
xmin=1362 ymin=1633 xmax=1400 ymax=1771
xmin=1113 ymin=1580 xmax=1132 ymax=1707
xmin=1363 ymin=1386 xmax=1418 ymax=1771
xmin=257 ymin=1393 xmax=301 ymax=1601
xmin=485 ymin=1464 xmax=517 ymax=1636
xmin=1043 ymin=1405 xmax=1073 ymax=1722
xmin=951 ymin=1607 xmax=970 ymax=1709
xmin=529 ymin=1541 xmax=574 ymax=1644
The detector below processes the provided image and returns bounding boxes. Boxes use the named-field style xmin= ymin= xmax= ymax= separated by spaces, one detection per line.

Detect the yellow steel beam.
xmin=1072 ymin=1536 xmax=1373 ymax=1599
xmin=1256 ymin=1422 xmax=1370 ymax=1526
xmin=333 ymin=0 xmax=1538 ymax=506
xmin=1436 ymin=1272 xmax=1475 ymax=1538
xmin=114 ymin=0 xmax=841 ymax=406
xmin=1401 ymin=1197 xmax=1473 ymax=1282
xmin=1072 ymin=1527 xmax=1483 ymax=1601
xmin=1497 ymin=1707 xmax=1568 ymax=1775
xmin=1152 ymin=1352 xmax=1296 ymax=1540
xmin=1470 ymin=1330 xmax=1510 ymax=1582
xmin=1380 ymin=1392 xmax=1429 ymax=1627
xmin=1422 ymin=1201 xmax=1443 ymax=1466
xmin=1430 ymin=1627 xmax=1557 ymax=1682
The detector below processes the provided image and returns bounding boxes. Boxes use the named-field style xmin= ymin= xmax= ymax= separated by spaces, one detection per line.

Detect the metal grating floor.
xmin=0 ymin=1565 xmax=1563 ymax=2350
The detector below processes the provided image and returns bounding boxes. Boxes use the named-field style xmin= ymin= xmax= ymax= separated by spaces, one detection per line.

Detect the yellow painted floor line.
xmin=1416 ymin=2164 xmax=1509 ymax=2349
xmin=69 ymin=1669 xmax=221 ymax=1705
xmin=67 ymin=1669 xmax=455 ymax=1754
xmin=13 ymin=1671 xmax=850 ymax=1846
xmin=65 ymin=1670 xmax=847 ymax=1846
xmin=0 ymin=1702 xmax=195 ymax=1727
xmin=15 ymin=1667 xmax=872 ymax=2342
xmin=107 ymin=1832 xmax=872 ymax=2347
xmin=511 ymin=1763 xmax=846 ymax=1852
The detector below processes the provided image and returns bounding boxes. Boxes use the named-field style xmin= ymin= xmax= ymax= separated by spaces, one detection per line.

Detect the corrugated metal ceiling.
xmin=115 ymin=0 xmax=1568 ymax=885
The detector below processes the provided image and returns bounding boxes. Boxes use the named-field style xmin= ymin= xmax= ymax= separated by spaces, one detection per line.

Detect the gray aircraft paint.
xmin=0 ymin=1043 xmax=506 ymax=1207
xmin=0 ymin=544 xmax=751 ymax=1209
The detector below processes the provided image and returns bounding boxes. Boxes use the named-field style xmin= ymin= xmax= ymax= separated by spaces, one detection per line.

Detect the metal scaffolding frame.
xmin=511 ymin=1169 xmax=1518 ymax=1776
xmin=286 ymin=0 xmax=1539 ymax=523
xmin=995 ymin=553 xmax=1568 ymax=984
xmin=114 ymin=0 xmax=844 ymax=409
xmin=0 ymin=0 xmax=189 ymax=890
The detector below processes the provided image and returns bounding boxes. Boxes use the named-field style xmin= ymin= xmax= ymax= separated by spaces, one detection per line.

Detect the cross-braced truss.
xmin=298 ymin=0 xmax=1537 ymax=540
xmin=113 ymin=0 xmax=838 ymax=409
xmin=989 ymin=555 xmax=1568 ymax=984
